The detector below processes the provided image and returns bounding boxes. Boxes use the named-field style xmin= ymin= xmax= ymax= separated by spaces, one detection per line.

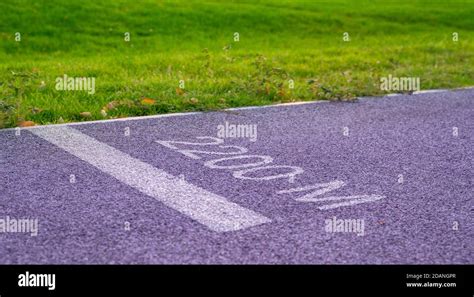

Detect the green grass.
xmin=0 ymin=0 xmax=473 ymax=128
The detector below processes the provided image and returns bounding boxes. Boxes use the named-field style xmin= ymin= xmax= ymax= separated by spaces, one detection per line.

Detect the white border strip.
xmin=0 ymin=101 xmax=328 ymax=132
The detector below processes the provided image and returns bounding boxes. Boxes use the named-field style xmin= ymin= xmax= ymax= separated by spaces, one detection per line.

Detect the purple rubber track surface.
xmin=1 ymin=89 xmax=473 ymax=264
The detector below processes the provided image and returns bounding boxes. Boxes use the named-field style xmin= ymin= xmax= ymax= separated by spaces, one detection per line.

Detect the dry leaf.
xmin=18 ymin=121 xmax=36 ymax=127
xmin=176 ymin=88 xmax=185 ymax=96
xmin=189 ymin=97 xmax=199 ymax=104
xmin=141 ymin=98 xmax=156 ymax=105
xmin=100 ymin=109 xmax=107 ymax=117
xmin=80 ymin=112 xmax=92 ymax=118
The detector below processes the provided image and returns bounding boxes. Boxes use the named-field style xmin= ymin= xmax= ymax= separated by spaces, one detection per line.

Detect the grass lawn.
xmin=0 ymin=0 xmax=473 ymax=128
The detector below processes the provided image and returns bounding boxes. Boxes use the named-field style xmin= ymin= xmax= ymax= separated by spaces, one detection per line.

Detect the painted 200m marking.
xmin=156 ymin=137 xmax=302 ymax=182
xmin=156 ymin=136 xmax=385 ymax=210
xmin=277 ymin=181 xmax=384 ymax=210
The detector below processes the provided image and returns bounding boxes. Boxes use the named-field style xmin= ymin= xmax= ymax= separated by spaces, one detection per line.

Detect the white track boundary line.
xmin=29 ymin=126 xmax=271 ymax=232
xmin=2 ymin=86 xmax=473 ymax=133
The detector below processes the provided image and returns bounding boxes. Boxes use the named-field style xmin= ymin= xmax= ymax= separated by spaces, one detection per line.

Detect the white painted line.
xmin=1 ymin=111 xmax=202 ymax=132
xmin=0 ymin=101 xmax=328 ymax=132
xmin=318 ymin=195 xmax=385 ymax=210
xmin=30 ymin=126 xmax=271 ymax=232
xmin=413 ymin=89 xmax=448 ymax=94
xmin=227 ymin=100 xmax=329 ymax=111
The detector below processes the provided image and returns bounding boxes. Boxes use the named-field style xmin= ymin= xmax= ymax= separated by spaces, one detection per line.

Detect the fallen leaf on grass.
xmin=80 ymin=112 xmax=92 ymax=118
xmin=140 ymin=98 xmax=156 ymax=105
xmin=18 ymin=121 xmax=36 ymax=127
xmin=176 ymin=88 xmax=185 ymax=96
xmin=189 ymin=97 xmax=199 ymax=104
